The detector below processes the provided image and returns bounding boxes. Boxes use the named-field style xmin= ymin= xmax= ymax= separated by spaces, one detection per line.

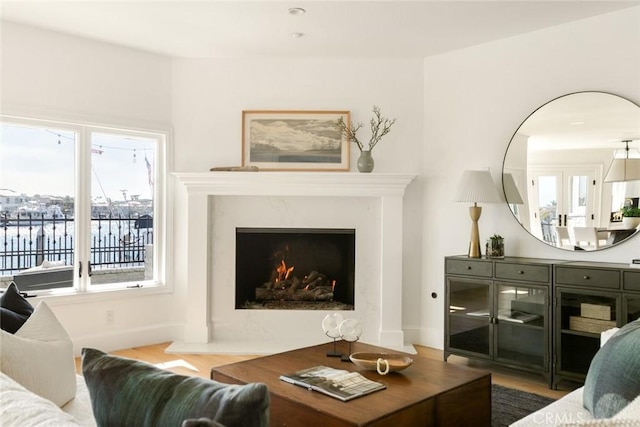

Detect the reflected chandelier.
xmin=604 ymin=140 xmax=640 ymax=183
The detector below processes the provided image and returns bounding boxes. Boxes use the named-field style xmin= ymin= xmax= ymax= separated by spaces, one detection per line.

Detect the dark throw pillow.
xmin=0 ymin=282 xmax=34 ymax=333
xmin=182 ymin=418 xmax=226 ymax=427
xmin=583 ymin=319 xmax=640 ymax=419
xmin=81 ymin=348 xmax=269 ymax=427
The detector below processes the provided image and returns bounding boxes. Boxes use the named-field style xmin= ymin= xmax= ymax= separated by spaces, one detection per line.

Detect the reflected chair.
xmin=554 ymin=226 xmax=573 ymax=249
xmin=596 ymin=229 xmax=612 ymax=246
xmin=572 ymin=226 xmax=600 ymax=250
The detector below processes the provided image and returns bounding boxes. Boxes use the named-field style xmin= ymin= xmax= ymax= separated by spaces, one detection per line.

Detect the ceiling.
xmin=1 ymin=1 xmax=638 ymax=59
xmin=519 ymin=92 xmax=640 ymax=152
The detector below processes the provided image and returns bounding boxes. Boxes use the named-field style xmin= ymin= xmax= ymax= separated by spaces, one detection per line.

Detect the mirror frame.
xmin=502 ymin=91 xmax=640 ymax=251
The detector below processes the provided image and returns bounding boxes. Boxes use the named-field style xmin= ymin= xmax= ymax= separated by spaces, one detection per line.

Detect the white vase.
xmin=622 ymin=216 xmax=640 ymax=229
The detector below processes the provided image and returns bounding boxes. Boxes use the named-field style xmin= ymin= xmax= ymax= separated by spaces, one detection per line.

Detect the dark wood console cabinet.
xmin=444 ymin=256 xmax=640 ymax=389
xmin=552 ymin=261 xmax=640 ymax=387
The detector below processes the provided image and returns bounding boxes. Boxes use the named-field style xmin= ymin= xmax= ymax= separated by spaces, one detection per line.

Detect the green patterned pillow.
xmin=583 ymin=319 xmax=640 ymax=418
xmin=81 ymin=348 xmax=269 ymax=427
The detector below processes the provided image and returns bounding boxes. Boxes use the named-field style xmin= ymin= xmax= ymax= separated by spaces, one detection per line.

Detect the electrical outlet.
xmin=105 ymin=310 xmax=115 ymax=325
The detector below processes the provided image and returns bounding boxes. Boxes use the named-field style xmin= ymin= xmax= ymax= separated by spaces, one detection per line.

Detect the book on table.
xmin=279 ymin=365 xmax=386 ymax=402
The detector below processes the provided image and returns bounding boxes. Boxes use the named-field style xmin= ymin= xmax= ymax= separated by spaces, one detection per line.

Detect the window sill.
xmin=26 ymin=283 xmax=173 ymax=306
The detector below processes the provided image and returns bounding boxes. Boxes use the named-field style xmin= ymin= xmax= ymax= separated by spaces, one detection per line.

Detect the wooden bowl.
xmin=349 ymin=352 xmax=413 ymax=373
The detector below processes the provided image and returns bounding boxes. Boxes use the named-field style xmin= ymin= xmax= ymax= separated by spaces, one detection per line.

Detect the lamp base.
xmin=467 ymin=205 xmax=482 ymax=258
xmin=468 ymin=241 xmax=482 ymax=258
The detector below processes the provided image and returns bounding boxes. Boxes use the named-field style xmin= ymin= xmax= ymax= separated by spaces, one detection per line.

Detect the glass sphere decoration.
xmin=322 ymin=313 xmax=345 ymax=358
xmin=338 ymin=318 xmax=362 ymax=362
xmin=322 ymin=313 xmax=344 ymax=339
xmin=338 ymin=318 xmax=362 ymax=342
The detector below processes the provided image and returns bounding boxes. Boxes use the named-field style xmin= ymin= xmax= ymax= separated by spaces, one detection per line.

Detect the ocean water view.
xmin=1 ymin=216 xmax=152 ymax=274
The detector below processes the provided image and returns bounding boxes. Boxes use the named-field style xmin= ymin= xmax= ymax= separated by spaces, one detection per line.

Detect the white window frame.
xmin=1 ymin=114 xmax=172 ymax=296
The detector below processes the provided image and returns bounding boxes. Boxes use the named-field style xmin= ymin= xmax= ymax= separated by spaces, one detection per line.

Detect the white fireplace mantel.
xmin=174 ymin=171 xmax=416 ymax=197
xmin=173 ymin=172 xmax=416 ymax=352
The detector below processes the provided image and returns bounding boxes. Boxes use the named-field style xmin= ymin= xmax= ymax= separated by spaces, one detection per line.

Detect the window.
xmin=529 ymin=167 xmax=598 ymax=245
xmin=0 ymin=116 xmax=168 ymax=292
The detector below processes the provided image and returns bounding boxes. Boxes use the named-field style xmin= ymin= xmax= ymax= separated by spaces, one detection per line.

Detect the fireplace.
xmin=235 ymin=228 xmax=355 ymax=310
xmin=172 ymin=172 xmax=415 ymax=353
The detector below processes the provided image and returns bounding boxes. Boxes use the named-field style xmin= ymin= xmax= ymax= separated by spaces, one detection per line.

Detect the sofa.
xmin=512 ymin=322 xmax=640 ymax=426
xmin=512 ymin=388 xmax=640 ymax=426
xmin=1 ymin=373 xmax=96 ymax=426
xmin=0 ymin=282 xmax=270 ymax=427
xmin=1 ymin=282 xmax=98 ymax=426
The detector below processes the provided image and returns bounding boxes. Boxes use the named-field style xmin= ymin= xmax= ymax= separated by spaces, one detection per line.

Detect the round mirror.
xmin=503 ymin=91 xmax=640 ymax=251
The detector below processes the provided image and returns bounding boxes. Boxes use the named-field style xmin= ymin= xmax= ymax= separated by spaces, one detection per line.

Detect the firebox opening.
xmin=235 ymin=228 xmax=355 ymax=310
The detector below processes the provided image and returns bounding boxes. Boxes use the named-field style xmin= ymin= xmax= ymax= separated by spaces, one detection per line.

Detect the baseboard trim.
xmin=71 ymin=323 xmax=180 ymax=356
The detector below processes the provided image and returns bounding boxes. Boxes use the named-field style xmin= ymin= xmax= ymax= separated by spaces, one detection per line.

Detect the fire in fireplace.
xmin=235 ymin=228 xmax=355 ymax=310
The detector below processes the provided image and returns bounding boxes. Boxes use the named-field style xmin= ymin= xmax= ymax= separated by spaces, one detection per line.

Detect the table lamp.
xmin=502 ymin=173 xmax=524 ymax=205
xmin=455 ymin=170 xmax=500 ymax=258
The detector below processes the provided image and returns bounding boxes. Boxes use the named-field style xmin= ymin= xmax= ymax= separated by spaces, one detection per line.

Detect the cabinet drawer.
xmin=495 ymin=263 xmax=550 ymax=283
xmin=624 ymin=271 xmax=640 ymax=292
xmin=555 ymin=267 xmax=620 ymax=289
xmin=446 ymin=259 xmax=492 ymax=277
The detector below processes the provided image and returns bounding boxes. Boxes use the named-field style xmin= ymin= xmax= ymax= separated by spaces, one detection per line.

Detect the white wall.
xmin=170 ymin=58 xmax=425 ymax=343
xmin=0 ymin=22 xmax=178 ymax=354
xmin=421 ymin=7 xmax=640 ymax=348
xmin=1 ymin=22 xmax=172 ymax=129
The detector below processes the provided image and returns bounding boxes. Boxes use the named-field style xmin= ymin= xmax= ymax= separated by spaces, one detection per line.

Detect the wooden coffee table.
xmin=211 ymin=341 xmax=490 ymax=426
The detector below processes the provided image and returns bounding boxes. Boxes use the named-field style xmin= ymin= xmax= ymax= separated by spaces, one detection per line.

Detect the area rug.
xmin=492 ymin=384 xmax=556 ymax=427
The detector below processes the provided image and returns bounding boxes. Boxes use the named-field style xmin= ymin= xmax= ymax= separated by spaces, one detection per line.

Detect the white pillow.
xmin=559 ymin=421 xmax=640 ymax=426
xmin=0 ymin=372 xmax=81 ymax=426
xmin=613 ymin=394 xmax=640 ymax=419
xmin=0 ymin=301 xmax=77 ymax=407
xmin=601 ymin=327 xmax=620 ymax=347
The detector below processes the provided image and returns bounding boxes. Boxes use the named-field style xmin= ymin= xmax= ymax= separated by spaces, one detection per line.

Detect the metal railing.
xmin=0 ymin=213 xmax=153 ymax=276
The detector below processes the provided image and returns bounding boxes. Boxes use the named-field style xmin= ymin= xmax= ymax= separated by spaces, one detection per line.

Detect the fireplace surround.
xmin=172 ymin=172 xmax=415 ymax=353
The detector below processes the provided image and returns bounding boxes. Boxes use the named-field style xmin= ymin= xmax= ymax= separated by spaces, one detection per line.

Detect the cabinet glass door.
xmin=556 ymin=288 xmax=619 ymax=385
xmin=447 ymin=278 xmax=491 ymax=358
xmin=624 ymin=295 xmax=640 ymax=323
xmin=495 ymin=283 xmax=547 ymax=369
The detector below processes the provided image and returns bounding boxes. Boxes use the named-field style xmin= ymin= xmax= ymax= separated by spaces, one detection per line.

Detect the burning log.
xmin=255 ymin=286 xmax=334 ymax=302
xmin=260 ymin=276 xmax=301 ymax=290
xmin=302 ymin=271 xmax=322 ymax=285
xmin=258 ymin=259 xmax=335 ymax=302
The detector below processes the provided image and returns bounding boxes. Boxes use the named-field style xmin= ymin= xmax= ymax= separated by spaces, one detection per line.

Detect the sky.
xmin=250 ymin=119 xmax=341 ymax=152
xmin=0 ymin=123 xmax=155 ymax=202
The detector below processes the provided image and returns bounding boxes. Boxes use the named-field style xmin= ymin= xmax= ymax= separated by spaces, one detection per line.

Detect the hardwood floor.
xmin=75 ymin=342 xmax=577 ymax=400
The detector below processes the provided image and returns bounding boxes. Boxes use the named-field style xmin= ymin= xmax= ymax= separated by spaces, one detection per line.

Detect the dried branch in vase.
xmin=337 ymin=106 xmax=396 ymax=152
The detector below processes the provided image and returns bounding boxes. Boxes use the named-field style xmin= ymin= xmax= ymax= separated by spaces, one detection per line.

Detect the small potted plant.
xmin=486 ymin=234 xmax=505 ymax=259
xmin=622 ymin=207 xmax=640 ymax=229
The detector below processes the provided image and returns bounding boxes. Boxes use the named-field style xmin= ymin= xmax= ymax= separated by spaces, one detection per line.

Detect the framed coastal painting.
xmin=242 ymin=110 xmax=350 ymax=171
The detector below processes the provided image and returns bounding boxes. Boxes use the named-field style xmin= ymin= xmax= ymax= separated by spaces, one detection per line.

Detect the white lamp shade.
xmin=503 ymin=173 xmax=524 ymax=205
xmin=455 ymin=170 xmax=500 ymax=203
xmin=604 ymin=158 xmax=640 ymax=182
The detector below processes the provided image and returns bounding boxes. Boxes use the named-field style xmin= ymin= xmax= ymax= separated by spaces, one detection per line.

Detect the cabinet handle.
xmin=583 ymin=275 xmax=590 ymax=280
xmin=518 ymin=270 xmax=524 ymax=274
xmin=466 ymin=266 xmax=472 ymax=270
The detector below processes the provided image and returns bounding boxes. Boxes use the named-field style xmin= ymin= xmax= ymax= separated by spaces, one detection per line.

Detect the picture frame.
xmin=242 ymin=110 xmax=350 ymax=171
